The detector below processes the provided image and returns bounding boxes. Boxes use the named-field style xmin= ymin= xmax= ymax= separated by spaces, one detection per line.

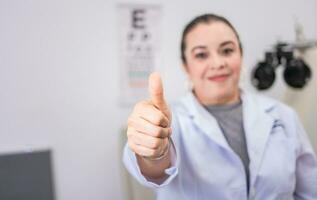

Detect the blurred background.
xmin=0 ymin=0 xmax=316 ymax=200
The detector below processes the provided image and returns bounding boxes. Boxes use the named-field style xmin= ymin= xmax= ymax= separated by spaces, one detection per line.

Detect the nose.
xmin=207 ymin=54 xmax=225 ymax=70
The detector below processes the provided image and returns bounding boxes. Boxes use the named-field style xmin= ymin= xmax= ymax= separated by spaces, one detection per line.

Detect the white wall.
xmin=282 ymin=48 xmax=317 ymax=152
xmin=0 ymin=0 xmax=316 ymax=200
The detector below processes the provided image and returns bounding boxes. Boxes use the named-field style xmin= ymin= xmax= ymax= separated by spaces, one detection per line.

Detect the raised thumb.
xmin=148 ymin=72 xmax=170 ymax=118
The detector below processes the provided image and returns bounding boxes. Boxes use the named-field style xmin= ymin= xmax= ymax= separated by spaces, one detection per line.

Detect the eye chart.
xmin=117 ymin=3 xmax=162 ymax=105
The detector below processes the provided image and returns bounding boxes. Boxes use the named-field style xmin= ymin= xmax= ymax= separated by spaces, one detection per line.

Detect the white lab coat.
xmin=123 ymin=91 xmax=317 ymax=200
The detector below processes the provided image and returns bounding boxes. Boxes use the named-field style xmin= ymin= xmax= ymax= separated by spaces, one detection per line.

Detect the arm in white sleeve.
xmin=122 ymin=137 xmax=178 ymax=188
xmin=293 ymin=111 xmax=317 ymax=200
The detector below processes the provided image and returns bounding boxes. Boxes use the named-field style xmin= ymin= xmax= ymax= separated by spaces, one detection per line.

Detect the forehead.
xmin=185 ymin=22 xmax=238 ymax=49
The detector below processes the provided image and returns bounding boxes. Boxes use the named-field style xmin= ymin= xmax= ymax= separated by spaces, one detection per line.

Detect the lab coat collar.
xmin=182 ymin=90 xmax=231 ymax=150
xmin=181 ymin=89 xmax=278 ymax=188
xmin=240 ymin=90 xmax=277 ymax=187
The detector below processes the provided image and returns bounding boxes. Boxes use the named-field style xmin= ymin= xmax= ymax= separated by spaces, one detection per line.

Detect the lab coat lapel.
xmin=184 ymin=92 xmax=232 ymax=151
xmin=242 ymin=92 xmax=276 ymax=187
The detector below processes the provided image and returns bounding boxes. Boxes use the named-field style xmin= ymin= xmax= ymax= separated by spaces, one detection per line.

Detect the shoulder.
xmin=244 ymin=91 xmax=302 ymax=136
xmin=243 ymin=92 xmax=307 ymax=151
xmin=243 ymin=91 xmax=296 ymax=117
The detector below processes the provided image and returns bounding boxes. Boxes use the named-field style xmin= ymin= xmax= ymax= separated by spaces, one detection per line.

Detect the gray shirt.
xmin=205 ymin=100 xmax=250 ymax=191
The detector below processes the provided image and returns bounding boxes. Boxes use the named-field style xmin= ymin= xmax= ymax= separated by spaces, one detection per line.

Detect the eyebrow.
xmin=191 ymin=45 xmax=207 ymax=53
xmin=219 ymin=41 xmax=235 ymax=48
xmin=190 ymin=40 xmax=236 ymax=53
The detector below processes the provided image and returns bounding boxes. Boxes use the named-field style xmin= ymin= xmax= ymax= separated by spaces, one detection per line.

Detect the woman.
xmin=123 ymin=14 xmax=317 ymax=199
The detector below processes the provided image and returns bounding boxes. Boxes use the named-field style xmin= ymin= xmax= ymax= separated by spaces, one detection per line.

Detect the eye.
xmin=221 ymin=48 xmax=234 ymax=56
xmin=195 ymin=52 xmax=208 ymax=59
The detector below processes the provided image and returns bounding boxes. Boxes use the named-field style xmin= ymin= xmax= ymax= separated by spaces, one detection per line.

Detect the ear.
xmin=182 ymin=62 xmax=189 ymax=74
xmin=181 ymin=63 xmax=194 ymax=90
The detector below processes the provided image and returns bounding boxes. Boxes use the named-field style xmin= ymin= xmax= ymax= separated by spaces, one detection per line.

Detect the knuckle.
xmin=162 ymin=128 xmax=169 ymax=137
xmin=128 ymin=141 xmax=143 ymax=156
xmin=165 ymin=128 xmax=170 ymax=137
xmin=152 ymin=139 xmax=161 ymax=149
xmin=127 ymin=117 xmax=140 ymax=129
xmin=153 ymin=114 xmax=165 ymax=126
xmin=127 ymin=131 xmax=140 ymax=145
xmin=160 ymin=127 xmax=168 ymax=137
xmin=152 ymin=127 xmax=163 ymax=137
xmin=126 ymin=127 xmax=135 ymax=138
xmin=158 ymin=118 xmax=166 ymax=126
xmin=149 ymin=149 xmax=157 ymax=157
xmin=158 ymin=115 xmax=166 ymax=125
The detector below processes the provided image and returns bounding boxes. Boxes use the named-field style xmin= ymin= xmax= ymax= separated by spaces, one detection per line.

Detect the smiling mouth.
xmin=207 ymin=74 xmax=230 ymax=82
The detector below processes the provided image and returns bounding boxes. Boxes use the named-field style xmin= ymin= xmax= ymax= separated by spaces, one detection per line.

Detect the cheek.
xmin=229 ymin=57 xmax=242 ymax=78
xmin=187 ymin=63 xmax=207 ymax=81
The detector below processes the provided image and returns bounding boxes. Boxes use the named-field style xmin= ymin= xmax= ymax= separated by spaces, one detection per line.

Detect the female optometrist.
xmin=123 ymin=14 xmax=317 ymax=200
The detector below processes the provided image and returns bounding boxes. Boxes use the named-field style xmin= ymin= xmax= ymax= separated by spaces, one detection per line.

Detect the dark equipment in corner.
xmin=0 ymin=150 xmax=56 ymax=200
xmin=252 ymin=42 xmax=313 ymax=90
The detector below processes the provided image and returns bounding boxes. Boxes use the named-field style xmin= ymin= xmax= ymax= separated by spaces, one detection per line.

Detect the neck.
xmin=194 ymin=89 xmax=241 ymax=106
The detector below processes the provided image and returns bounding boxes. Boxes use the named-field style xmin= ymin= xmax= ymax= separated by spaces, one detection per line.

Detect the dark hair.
xmin=181 ymin=13 xmax=243 ymax=64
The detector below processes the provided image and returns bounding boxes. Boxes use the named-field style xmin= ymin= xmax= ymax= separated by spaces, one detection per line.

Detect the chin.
xmin=203 ymin=87 xmax=238 ymax=104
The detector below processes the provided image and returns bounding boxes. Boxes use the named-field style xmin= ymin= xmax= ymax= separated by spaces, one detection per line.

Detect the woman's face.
xmin=183 ymin=21 xmax=242 ymax=105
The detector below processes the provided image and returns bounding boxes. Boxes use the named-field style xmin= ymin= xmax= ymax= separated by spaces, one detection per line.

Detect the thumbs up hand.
xmin=127 ymin=72 xmax=172 ymax=160
xmin=148 ymin=72 xmax=171 ymax=123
